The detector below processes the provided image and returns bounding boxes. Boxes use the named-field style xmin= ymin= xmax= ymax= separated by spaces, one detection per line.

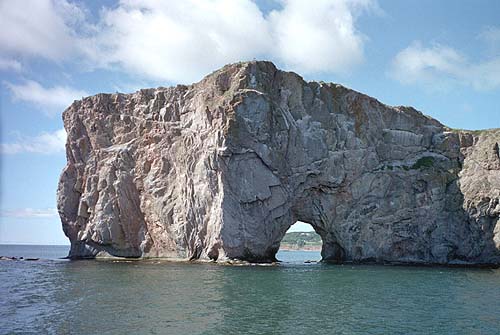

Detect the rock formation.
xmin=57 ymin=61 xmax=500 ymax=265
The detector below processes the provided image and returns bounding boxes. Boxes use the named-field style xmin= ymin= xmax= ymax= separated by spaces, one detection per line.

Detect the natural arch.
xmin=277 ymin=221 xmax=322 ymax=262
xmin=217 ymin=181 xmax=353 ymax=264
xmin=58 ymin=61 xmax=500 ymax=265
xmin=271 ymin=216 xmax=346 ymax=263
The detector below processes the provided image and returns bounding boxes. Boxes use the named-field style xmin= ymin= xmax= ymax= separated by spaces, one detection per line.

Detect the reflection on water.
xmin=276 ymin=250 xmax=321 ymax=263
xmin=1 ymin=245 xmax=499 ymax=334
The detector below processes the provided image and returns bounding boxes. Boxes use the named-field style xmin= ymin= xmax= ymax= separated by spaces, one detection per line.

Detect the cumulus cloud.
xmin=390 ymin=41 xmax=500 ymax=91
xmin=0 ymin=0 xmax=89 ymax=61
xmin=93 ymin=0 xmax=376 ymax=82
xmin=4 ymin=80 xmax=88 ymax=115
xmin=268 ymin=0 xmax=375 ymax=74
xmin=390 ymin=42 xmax=465 ymax=87
xmin=0 ymin=57 xmax=22 ymax=72
xmin=0 ymin=208 xmax=59 ymax=218
xmin=91 ymin=0 xmax=273 ymax=83
xmin=0 ymin=0 xmax=376 ymax=83
xmin=0 ymin=128 xmax=67 ymax=155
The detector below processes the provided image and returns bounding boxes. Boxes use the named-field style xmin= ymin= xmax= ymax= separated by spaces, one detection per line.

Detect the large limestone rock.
xmin=57 ymin=61 xmax=500 ymax=265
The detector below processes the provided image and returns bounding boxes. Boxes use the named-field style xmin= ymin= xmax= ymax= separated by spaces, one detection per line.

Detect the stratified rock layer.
xmin=57 ymin=61 xmax=500 ymax=264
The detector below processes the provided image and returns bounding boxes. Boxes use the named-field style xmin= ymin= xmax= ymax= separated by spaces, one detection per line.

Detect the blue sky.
xmin=1 ymin=0 xmax=499 ymax=244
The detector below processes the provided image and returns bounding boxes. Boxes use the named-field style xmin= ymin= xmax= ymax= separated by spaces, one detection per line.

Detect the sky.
xmin=0 ymin=0 xmax=499 ymax=244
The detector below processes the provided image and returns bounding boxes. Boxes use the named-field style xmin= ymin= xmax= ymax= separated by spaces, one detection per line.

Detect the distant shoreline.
xmin=279 ymin=244 xmax=321 ymax=251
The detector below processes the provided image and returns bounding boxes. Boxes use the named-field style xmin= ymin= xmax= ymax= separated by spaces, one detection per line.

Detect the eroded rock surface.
xmin=57 ymin=61 xmax=500 ymax=264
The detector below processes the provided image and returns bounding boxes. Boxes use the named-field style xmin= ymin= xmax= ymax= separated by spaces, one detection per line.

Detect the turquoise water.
xmin=1 ymin=245 xmax=499 ymax=334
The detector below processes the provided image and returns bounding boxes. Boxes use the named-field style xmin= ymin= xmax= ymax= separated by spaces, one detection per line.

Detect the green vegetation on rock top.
xmin=446 ymin=127 xmax=500 ymax=135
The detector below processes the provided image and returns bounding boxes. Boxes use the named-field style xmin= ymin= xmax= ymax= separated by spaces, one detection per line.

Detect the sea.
xmin=1 ymin=245 xmax=499 ymax=334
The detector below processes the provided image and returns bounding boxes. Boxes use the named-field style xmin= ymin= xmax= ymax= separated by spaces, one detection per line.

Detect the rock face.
xmin=57 ymin=61 xmax=500 ymax=264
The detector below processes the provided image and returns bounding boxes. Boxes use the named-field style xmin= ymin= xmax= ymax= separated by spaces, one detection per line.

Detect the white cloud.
xmin=0 ymin=0 xmax=89 ymax=61
xmin=0 ymin=128 xmax=66 ymax=155
xmin=390 ymin=41 xmax=500 ymax=91
xmin=268 ymin=0 xmax=375 ymax=74
xmin=389 ymin=42 xmax=465 ymax=88
xmin=0 ymin=57 xmax=22 ymax=72
xmin=0 ymin=0 xmax=376 ymax=83
xmin=467 ymin=58 xmax=500 ymax=90
xmin=0 ymin=208 xmax=59 ymax=218
xmin=91 ymin=0 xmax=376 ymax=82
xmin=5 ymin=80 xmax=88 ymax=115
xmin=91 ymin=0 xmax=272 ymax=83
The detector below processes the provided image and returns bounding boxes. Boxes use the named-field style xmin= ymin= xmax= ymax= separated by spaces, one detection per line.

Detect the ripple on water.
xmin=1 ymin=246 xmax=499 ymax=335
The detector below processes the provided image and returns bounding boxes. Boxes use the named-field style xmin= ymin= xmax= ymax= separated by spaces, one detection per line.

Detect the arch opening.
xmin=276 ymin=221 xmax=322 ymax=263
